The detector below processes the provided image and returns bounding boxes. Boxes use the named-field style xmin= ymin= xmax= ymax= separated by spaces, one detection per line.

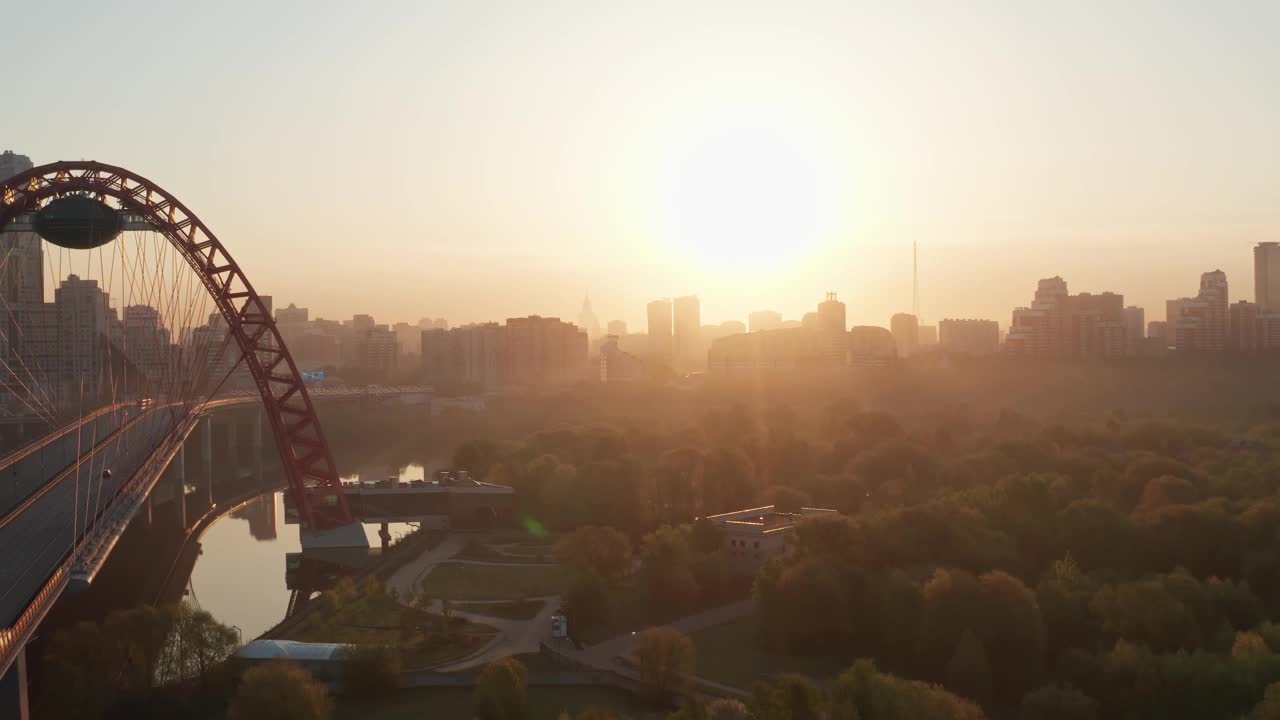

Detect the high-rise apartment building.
xmin=815 ymin=293 xmax=847 ymax=365
xmin=55 ymin=275 xmax=113 ymax=386
xmin=1199 ymin=270 xmax=1228 ymax=352
xmin=1230 ymin=301 xmax=1261 ymax=352
xmin=749 ymin=311 xmax=783 ymax=333
xmin=506 ymin=315 xmax=588 ymax=384
xmin=1006 ymin=277 xmax=1068 ymax=357
xmin=577 ymin=295 xmax=601 ymax=340
xmin=0 ymin=150 xmax=32 ymax=181
xmin=939 ymin=319 xmax=1000 ymax=355
xmin=1170 ymin=271 xmax=1228 ymax=352
xmin=350 ymin=314 xmax=375 ymax=333
xmin=0 ymin=233 xmax=44 ymax=373
xmin=600 ymin=335 xmax=644 ymax=383
xmin=423 ymin=317 xmax=587 ymax=387
xmin=606 ymin=319 xmax=627 ymax=336
xmin=816 ymin=293 xmax=846 ymax=334
xmin=1006 ymin=277 xmax=1125 ymax=358
xmin=890 ymin=313 xmax=919 ymax=358
xmin=647 ymin=299 xmax=673 ymax=358
xmin=123 ymin=305 xmax=171 ymax=382
xmin=391 ymin=321 xmax=423 ymax=363
xmin=1147 ymin=321 xmax=1168 ymax=351
xmin=1255 ymin=243 xmax=1280 ymax=313
xmin=1068 ymin=292 xmax=1125 ymax=358
xmin=673 ymin=295 xmax=701 ymax=369
xmin=1122 ymin=306 xmax=1145 ymax=356
xmin=276 ymin=303 xmax=309 ymax=325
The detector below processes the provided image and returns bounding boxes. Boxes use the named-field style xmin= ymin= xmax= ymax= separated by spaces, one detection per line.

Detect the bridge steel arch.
xmin=0 ymin=161 xmax=352 ymax=530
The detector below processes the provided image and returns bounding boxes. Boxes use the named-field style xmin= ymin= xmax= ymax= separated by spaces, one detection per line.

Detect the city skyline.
xmin=6 ymin=2 xmax=1280 ymax=330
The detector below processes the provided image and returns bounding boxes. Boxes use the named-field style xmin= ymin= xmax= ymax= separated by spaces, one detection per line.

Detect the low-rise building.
xmin=707 ymin=505 xmax=837 ymax=575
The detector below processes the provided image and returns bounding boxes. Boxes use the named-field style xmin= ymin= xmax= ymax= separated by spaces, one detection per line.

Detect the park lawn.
xmin=423 ymin=561 xmax=568 ymax=600
xmin=454 ymin=598 xmax=547 ymax=620
xmin=333 ymin=685 xmax=668 ymax=720
xmin=691 ymin=616 xmax=848 ymax=690
xmin=457 ymin=539 xmax=555 ymax=564
xmin=285 ymin=593 xmax=498 ymax=669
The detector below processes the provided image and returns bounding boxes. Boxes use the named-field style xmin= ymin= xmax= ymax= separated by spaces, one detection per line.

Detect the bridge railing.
xmin=0 ymin=384 xmax=434 ymax=678
xmin=0 ymin=402 xmax=130 ymax=474
xmin=0 ymin=564 xmax=69 ymax=680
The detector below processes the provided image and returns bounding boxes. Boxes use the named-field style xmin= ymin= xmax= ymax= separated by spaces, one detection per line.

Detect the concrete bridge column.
xmin=0 ymin=645 xmax=30 ymax=720
xmin=226 ymin=416 xmax=240 ymax=475
xmin=200 ymin=415 xmax=213 ymax=485
xmin=175 ymin=444 xmax=187 ymax=529
xmin=253 ymin=409 xmax=264 ymax=483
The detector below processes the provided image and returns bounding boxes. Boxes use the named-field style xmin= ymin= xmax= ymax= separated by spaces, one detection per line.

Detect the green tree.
xmin=564 ymin=570 xmax=612 ymax=638
xmin=158 ymin=602 xmax=240 ymax=687
xmin=758 ymin=485 xmax=811 ymax=514
xmin=706 ymin=699 xmax=750 ymax=720
xmin=228 ymin=661 xmax=331 ymax=720
xmin=554 ymin=526 xmax=633 ymax=580
xmin=830 ymin=659 xmax=987 ymax=720
xmin=640 ymin=525 xmax=701 ymax=611
xmin=752 ymin=674 xmax=825 ymax=720
xmin=103 ymin=604 xmax=178 ymax=690
xmin=41 ymin=621 xmax=119 ymax=719
xmin=1249 ymin=682 xmax=1280 ymax=720
xmin=454 ymin=438 xmax=503 ymax=479
xmin=1019 ymin=684 xmax=1098 ymax=720
xmin=691 ymin=516 xmax=723 ymax=554
xmin=475 ymin=657 xmax=529 ymax=720
xmin=945 ymin=630 xmax=993 ymax=707
xmin=339 ymin=644 xmax=400 ymax=698
xmin=631 ymin=627 xmax=695 ymax=699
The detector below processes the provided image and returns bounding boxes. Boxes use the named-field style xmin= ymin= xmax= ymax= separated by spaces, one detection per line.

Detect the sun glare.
xmin=661 ymin=124 xmax=836 ymax=272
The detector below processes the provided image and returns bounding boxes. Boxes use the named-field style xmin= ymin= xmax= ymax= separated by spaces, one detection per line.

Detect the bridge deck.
xmin=0 ymin=410 xmax=179 ymax=626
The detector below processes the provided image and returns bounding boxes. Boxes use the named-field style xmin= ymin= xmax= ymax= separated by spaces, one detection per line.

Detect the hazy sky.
xmin=8 ymin=1 xmax=1279 ymax=330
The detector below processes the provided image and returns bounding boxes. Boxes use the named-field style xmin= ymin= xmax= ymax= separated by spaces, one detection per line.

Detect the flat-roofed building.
xmin=707 ymin=505 xmax=837 ymax=575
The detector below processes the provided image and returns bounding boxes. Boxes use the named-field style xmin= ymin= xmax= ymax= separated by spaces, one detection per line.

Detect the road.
xmin=0 ymin=407 xmax=184 ymax=625
xmin=383 ymin=531 xmax=752 ymax=693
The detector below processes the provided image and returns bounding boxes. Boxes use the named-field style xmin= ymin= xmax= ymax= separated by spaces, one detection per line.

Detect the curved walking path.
xmin=385 ymin=533 xmax=563 ymax=670
xmin=431 ymin=597 xmax=560 ymax=671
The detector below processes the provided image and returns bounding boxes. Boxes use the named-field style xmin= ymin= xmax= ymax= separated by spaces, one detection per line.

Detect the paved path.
xmin=431 ymin=596 xmax=560 ymax=671
xmin=578 ymin=599 xmax=754 ymax=667
xmin=386 ymin=533 xmax=468 ymax=599
xmin=386 ymin=533 xmax=564 ymax=670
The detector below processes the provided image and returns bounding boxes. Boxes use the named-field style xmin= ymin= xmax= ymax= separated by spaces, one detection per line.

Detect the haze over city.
xmin=7 ymin=1 xmax=1280 ymax=329
xmin=9 ymin=4 xmax=1280 ymax=720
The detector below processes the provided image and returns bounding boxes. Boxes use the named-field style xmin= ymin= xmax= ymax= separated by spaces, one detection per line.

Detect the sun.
xmin=661 ymin=123 xmax=836 ymax=271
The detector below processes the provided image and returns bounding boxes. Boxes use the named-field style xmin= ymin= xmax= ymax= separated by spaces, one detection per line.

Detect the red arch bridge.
xmin=0 ymin=162 xmax=425 ymax=710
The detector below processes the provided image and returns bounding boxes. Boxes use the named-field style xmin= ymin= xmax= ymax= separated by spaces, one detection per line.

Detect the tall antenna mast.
xmin=912 ymin=240 xmax=919 ymax=318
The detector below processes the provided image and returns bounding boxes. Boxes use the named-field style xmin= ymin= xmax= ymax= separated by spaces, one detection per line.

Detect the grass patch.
xmin=457 ymin=538 xmax=557 ymax=564
xmin=690 ymin=616 xmax=847 ymax=690
xmin=284 ymin=592 xmax=497 ymax=669
xmin=454 ymin=598 xmax=547 ymax=620
xmin=333 ymin=685 xmax=668 ymax=720
xmin=423 ymin=562 xmax=567 ymax=600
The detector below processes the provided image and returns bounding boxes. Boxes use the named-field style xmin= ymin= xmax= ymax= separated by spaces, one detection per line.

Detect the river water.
xmin=186 ymin=463 xmax=433 ymax=639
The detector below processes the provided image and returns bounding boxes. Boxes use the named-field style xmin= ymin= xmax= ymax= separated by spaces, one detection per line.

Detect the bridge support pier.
xmin=200 ymin=415 xmax=213 ymax=490
xmin=0 ymin=642 xmax=30 ymax=720
xmin=227 ymin=416 xmax=239 ymax=476
xmin=253 ymin=409 xmax=264 ymax=483
xmin=175 ymin=445 xmax=187 ymax=530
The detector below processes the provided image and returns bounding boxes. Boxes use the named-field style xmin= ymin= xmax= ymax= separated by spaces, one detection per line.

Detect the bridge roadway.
xmin=0 ymin=385 xmax=431 ymax=630
xmin=0 ymin=404 xmax=184 ymax=627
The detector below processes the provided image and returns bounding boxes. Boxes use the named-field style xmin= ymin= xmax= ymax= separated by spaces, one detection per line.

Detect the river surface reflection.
xmin=188 ymin=463 xmax=430 ymax=639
